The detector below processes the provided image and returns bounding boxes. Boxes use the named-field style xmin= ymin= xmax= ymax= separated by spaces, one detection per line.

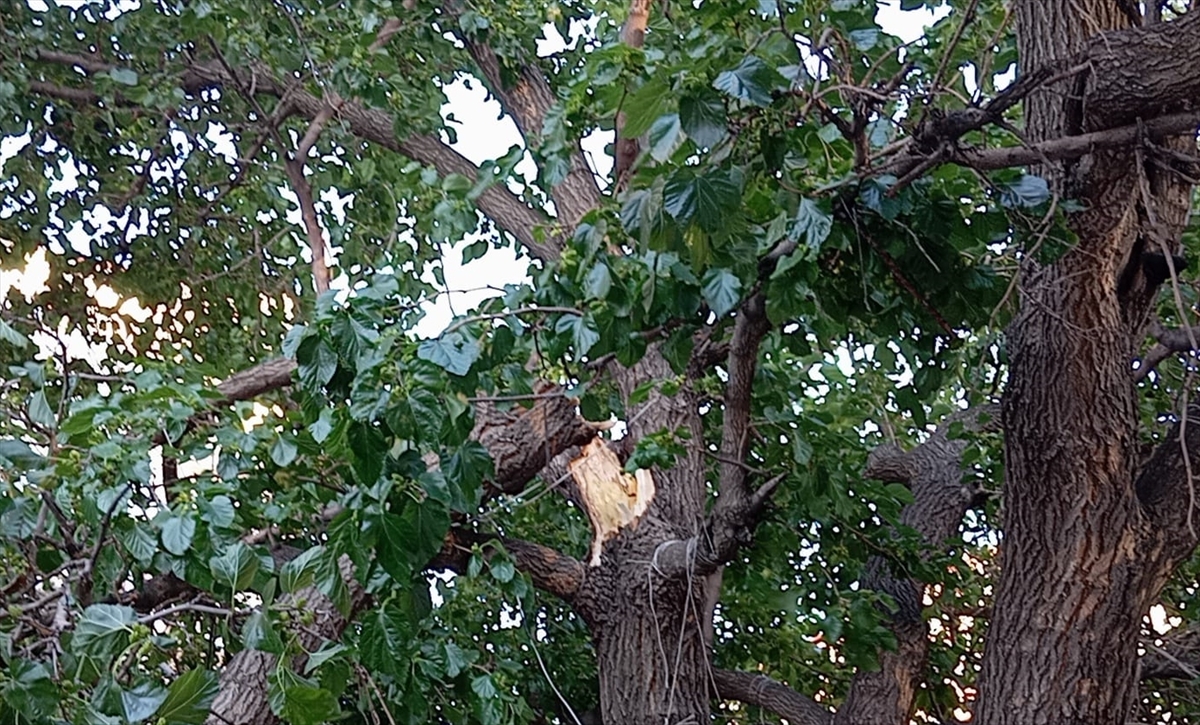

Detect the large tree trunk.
xmin=573 ymin=349 xmax=711 ymax=724
xmin=975 ymin=1 xmax=1190 ymax=722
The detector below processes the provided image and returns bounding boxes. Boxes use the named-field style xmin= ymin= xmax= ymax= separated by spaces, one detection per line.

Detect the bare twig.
xmin=138 ymin=600 xmax=249 ymax=625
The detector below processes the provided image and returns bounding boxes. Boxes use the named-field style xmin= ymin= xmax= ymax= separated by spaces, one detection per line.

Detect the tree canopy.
xmin=3 ymin=0 xmax=1200 ymax=723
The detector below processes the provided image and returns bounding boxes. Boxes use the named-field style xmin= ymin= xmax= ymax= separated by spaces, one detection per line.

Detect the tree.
xmin=3 ymin=0 xmax=1200 ymax=722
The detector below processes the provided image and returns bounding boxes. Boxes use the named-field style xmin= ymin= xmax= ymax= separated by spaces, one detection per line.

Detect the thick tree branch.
xmin=707 ymin=291 xmax=774 ymax=557
xmin=284 ymin=155 xmax=332 ymax=293
xmin=212 ymin=357 xmax=297 ymax=400
xmin=432 ymin=530 xmax=586 ymax=602
xmin=880 ymin=109 xmax=1200 ymax=178
xmin=712 ymin=669 xmax=832 ymax=725
xmin=613 ymin=0 xmax=653 ymax=191
xmin=185 ymin=59 xmax=560 ymax=260
xmin=455 ymin=27 xmax=601 ymax=229
xmin=646 ymin=294 xmax=782 ymax=582
xmin=1084 ymin=10 xmax=1200 ymax=128
xmin=471 ymin=389 xmax=604 ymax=500
xmin=876 ymin=9 xmax=1200 ymax=179
xmin=837 ymin=404 xmax=999 ymax=724
xmin=206 ymin=554 xmax=370 ymax=725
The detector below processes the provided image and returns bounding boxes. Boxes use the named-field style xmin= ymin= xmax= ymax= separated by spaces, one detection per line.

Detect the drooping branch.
xmin=837 ymin=404 xmax=999 ymax=724
xmin=711 ymin=669 xmax=833 ymax=725
xmin=198 ymin=387 xmax=599 ymax=720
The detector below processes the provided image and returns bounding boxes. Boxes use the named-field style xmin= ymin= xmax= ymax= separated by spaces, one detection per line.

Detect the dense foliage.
xmin=1 ymin=0 xmax=1199 ymax=723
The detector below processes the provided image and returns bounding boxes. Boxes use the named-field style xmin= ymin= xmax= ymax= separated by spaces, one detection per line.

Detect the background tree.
xmin=2 ymin=0 xmax=1200 ymax=724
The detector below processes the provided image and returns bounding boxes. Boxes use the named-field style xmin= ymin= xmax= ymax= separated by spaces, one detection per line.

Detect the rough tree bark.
xmin=975 ymin=1 xmax=1200 ymax=723
xmin=571 ymin=348 xmax=713 ymax=724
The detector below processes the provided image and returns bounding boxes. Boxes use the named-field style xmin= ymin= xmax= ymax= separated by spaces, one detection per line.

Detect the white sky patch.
xmin=877 ymin=0 xmax=950 ymax=43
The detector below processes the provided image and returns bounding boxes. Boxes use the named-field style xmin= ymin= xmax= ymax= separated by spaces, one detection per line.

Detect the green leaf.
xmin=443 ymin=642 xmax=477 ymax=678
xmin=309 ymin=408 xmax=335 ymax=443
xmin=375 ymin=512 xmax=414 ymax=582
xmin=648 ymin=113 xmax=683 ymax=161
xmin=663 ymin=169 xmax=743 ymax=231
xmin=471 ymin=674 xmax=497 ymax=699
xmin=270 ymin=436 xmax=298 ymax=467
xmin=119 ymin=523 xmax=159 ymax=564
xmin=585 ymin=262 xmax=613 ymax=300
xmin=280 ymin=545 xmax=324 ymax=593
xmin=201 ymin=495 xmax=236 ymax=528
xmin=296 ymin=336 xmax=337 ymax=390
xmin=155 ymin=669 xmax=219 ymax=724
xmin=209 ymin=542 xmax=259 ymax=590
xmin=161 ymin=514 xmax=196 ymax=556
xmin=789 ymin=198 xmax=832 ymax=252
xmin=268 ymin=667 xmax=340 ymax=725
xmin=792 ymin=437 xmax=814 ymax=465
xmin=490 ymin=558 xmax=515 ymax=583
xmin=358 ymin=605 xmax=407 ymax=678
xmin=418 ymin=332 xmax=480 ymax=376
xmin=348 ymin=422 xmax=387 ymax=485
xmin=121 ymin=682 xmax=167 ymax=723
xmin=398 ymin=500 xmax=451 ymax=569
xmin=108 ymin=68 xmax=139 ymax=85
xmin=621 ymin=78 xmax=671 ymax=138
xmin=443 ymin=440 xmax=493 ymax=510
xmin=713 ymin=56 xmax=781 ymax=106
xmin=702 ymin=269 xmax=742 ymax=317
xmin=408 ymin=389 xmax=444 ymax=436
xmin=679 ymin=94 xmax=727 ymax=148
xmin=555 ymin=314 xmax=601 ymax=356
xmin=441 ymin=173 xmax=473 ymax=192
xmin=27 ymin=391 xmax=54 ymax=429
xmin=4 ymin=660 xmax=59 ymax=720
xmin=242 ymin=611 xmax=285 ymax=654
xmin=304 ymin=642 xmax=349 ymax=674
xmin=314 ymin=549 xmax=351 ymax=616
xmin=461 ymin=239 xmax=489 ymax=264
xmin=0 ymin=438 xmax=43 ymax=465
xmin=849 ymin=28 xmax=879 ymax=50
xmin=73 ymin=604 xmax=136 ymax=658
xmin=1000 ymin=174 xmax=1050 ymax=208
xmin=0 ymin=317 xmax=30 ymax=349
